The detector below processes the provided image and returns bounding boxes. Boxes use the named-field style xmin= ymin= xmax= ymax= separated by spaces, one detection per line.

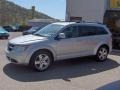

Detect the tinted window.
xmin=62 ymin=26 xmax=78 ymax=39
xmin=78 ymin=26 xmax=108 ymax=37
xmin=94 ymin=27 xmax=108 ymax=35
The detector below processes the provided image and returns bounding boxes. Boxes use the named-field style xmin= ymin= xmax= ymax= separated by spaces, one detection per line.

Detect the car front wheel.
xmin=30 ymin=51 xmax=53 ymax=72
xmin=96 ymin=46 xmax=109 ymax=62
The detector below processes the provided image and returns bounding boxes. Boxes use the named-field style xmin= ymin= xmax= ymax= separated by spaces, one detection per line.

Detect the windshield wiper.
xmin=33 ymin=33 xmax=46 ymax=37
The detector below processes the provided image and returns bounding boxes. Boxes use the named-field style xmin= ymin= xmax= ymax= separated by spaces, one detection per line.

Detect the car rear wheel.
xmin=30 ymin=51 xmax=53 ymax=72
xmin=96 ymin=46 xmax=109 ymax=62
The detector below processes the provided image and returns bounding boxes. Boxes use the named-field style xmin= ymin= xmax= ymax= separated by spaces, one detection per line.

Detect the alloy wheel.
xmin=34 ymin=54 xmax=50 ymax=71
xmin=97 ymin=47 xmax=108 ymax=61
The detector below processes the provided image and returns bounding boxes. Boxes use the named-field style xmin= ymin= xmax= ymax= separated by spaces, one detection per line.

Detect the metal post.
xmin=31 ymin=6 xmax=35 ymax=19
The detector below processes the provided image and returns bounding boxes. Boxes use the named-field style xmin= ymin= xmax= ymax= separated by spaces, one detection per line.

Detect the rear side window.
xmin=78 ymin=26 xmax=108 ymax=37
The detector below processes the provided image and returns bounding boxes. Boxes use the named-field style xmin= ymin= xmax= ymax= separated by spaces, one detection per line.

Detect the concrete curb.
xmin=112 ymin=49 xmax=120 ymax=53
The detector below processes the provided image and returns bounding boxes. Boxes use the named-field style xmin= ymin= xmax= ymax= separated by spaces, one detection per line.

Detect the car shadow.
xmin=97 ymin=80 xmax=120 ymax=90
xmin=3 ymin=57 xmax=120 ymax=82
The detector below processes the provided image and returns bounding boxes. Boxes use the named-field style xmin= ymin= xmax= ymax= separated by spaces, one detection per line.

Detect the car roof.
xmin=52 ymin=22 xmax=105 ymax=27
xmin=52 ymin=22 xmax=76 ymax=26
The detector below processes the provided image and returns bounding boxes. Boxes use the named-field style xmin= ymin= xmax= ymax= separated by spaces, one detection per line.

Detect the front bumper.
xmin=5 ymin=49 xmax=29 ymax=65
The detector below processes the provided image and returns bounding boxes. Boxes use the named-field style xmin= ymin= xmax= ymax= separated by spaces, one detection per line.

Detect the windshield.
xmin=33 ymin=24 xmax=64 ymax=37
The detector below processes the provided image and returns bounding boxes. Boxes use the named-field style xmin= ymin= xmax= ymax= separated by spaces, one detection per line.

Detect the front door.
xmin=56 ymin=26 xmax=78 ymax=60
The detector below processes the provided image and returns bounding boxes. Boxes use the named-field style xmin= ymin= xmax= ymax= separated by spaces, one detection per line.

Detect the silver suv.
xmin=6 ymin=22 xmax=112 ymax=71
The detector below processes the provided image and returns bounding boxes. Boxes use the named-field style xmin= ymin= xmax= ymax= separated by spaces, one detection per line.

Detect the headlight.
xmin=14 ymin=45 xmax=29 ymax=52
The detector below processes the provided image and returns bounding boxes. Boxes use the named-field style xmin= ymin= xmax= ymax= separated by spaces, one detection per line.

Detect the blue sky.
xmin=8 ymin=0 xmax=66 ymax=20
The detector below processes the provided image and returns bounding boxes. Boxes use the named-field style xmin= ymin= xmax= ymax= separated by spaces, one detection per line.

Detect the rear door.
xmin=76 ymin=25 xmax=110 ymax=56
xmin=76 ymin=25 xmax=101 ymax=56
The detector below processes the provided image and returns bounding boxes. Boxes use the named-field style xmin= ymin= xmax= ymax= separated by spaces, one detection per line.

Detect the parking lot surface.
xmin=0 ymin=32 xmax=120 ymax=90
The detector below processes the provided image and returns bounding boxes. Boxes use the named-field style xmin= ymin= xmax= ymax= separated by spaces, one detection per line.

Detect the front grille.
xmin=8 ymin=43 xmax=15 ymax=51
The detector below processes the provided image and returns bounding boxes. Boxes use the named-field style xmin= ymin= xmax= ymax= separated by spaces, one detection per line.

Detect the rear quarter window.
xmin=94 ymin=26 xmax=108 ymax=35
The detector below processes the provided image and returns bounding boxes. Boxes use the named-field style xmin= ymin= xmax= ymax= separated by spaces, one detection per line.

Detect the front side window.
xmin=61 ymin=26 xmax=78 ymax=39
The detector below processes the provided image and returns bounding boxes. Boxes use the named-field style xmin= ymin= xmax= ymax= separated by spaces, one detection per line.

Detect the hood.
xmin=10 ymin=35 xmax=48 ymax=45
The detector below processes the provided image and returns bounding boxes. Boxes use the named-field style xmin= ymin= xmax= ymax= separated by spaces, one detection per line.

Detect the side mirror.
xmin=58 ymin=33 xmax=66 ymax=39
xmin=55 ymin=33 xmax=66 ymax=40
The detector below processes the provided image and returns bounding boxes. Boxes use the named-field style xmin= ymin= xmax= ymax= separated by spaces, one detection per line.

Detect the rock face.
xmin=0 ymin=0 xmax=53 ymax=26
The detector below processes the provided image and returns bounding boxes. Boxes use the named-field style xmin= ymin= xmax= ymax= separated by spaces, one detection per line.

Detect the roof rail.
xmin=75 ymin=21 xmax=105 ymax=25
xmin=75 ymin=20 xmax=85 ymax=23
xmin=85 ymin=22 xmax=104 ymax=24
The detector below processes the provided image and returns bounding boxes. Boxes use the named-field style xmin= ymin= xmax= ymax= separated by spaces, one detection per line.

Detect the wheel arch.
xmin=29 ymin=48 xmax=55 ymax=65
xmin=95 ymin=44 xmax=110 ymax=55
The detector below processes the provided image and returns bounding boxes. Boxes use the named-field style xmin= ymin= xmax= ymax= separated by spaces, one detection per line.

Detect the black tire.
xmin=29 ymin=50 xmax=53 ymax=72
xmin=2 ymin=36 xmax=8 ymax=39
xmin=95 ymin=46 xmax=109 ymax=62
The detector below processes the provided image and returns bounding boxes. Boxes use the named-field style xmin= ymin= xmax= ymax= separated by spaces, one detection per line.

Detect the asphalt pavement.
xmin=0 ymin=32 xmax=120 ymax=90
